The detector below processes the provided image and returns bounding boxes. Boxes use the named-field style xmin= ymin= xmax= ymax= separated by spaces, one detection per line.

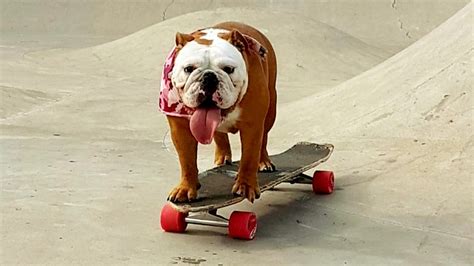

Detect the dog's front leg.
xmin=232 ymin=123 xmax=264 ymax=202
xmin=166 ymin=116 xmax=199 ymax=202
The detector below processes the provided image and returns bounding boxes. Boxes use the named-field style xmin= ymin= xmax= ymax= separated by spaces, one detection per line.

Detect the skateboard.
xmin=160 ymin=142 xmax=335 ymax=240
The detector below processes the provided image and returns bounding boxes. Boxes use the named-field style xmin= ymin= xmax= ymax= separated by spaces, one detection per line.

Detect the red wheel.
xmin=312 ymin=170 xmax=335 ymax=194
xmin=160 ymin=203 xmax=188 ymax=233
xmin=228 ymin=211 xmax=257 ymax=240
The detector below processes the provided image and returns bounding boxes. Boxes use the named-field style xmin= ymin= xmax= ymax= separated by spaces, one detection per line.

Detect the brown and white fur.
xmin=166 ymin=22 xmax=277 ymax=203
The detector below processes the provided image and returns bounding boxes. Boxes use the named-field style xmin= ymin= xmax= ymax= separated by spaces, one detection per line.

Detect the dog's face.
xmin=171 ymin=28 xmax=248 ymax=110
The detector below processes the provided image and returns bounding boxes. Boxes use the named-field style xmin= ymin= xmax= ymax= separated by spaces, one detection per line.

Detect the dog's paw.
xmin=259 ymin=159 xmax=276 ymax=172
xmin=167 ymin=182 xmax=200 ymax=202
xmin=232 ymin=178 xmax=261 ymax=203
xmin=214 ymin=154 xmax=232 ymax=166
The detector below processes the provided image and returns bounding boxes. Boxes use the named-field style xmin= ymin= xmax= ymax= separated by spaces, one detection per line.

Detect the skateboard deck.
xmin=170 ymin=142 xmax=334 ymax=213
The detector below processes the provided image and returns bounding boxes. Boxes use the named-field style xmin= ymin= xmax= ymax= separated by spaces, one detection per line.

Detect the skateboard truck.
xmin=161 ymin=205 xmax=258 ymax=240
xmin=185 ymin=211 xmax=228 ymax=228
xmin=160 ymin=170 xmax=334 ymax=240
xmin=287 ymin=171 xmax=335 ymax=194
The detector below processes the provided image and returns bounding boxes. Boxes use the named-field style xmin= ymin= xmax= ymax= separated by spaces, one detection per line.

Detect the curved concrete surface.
xmin=1 ymin=0 xmax=472 ymax=264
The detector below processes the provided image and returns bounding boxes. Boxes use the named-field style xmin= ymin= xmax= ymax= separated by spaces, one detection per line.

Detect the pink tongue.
xmin=190 ymin=108 xmax=221 ymax=144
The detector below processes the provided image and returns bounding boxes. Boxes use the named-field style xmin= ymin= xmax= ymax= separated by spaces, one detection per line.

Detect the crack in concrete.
xmin=397 ymin=18 xmax=412 ymax=39
xmin=412 ymin=48 xmax=472 ymax=95
xmin=451 ymin=138 xmax=473 ymax=162
xmin=313 ymin=203 xmax=473 ymax=241
xmin=162 ymin=0 xmax=175 ymax=21
xmin=416 ymin=235 xmax=429 ymax=252
xmin=391 ymin=0 xmax=412 ymax=39
xmin=296 ymin=220 xmax=353 ymax=242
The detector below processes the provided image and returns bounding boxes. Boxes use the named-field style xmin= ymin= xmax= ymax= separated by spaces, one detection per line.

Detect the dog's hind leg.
xmin=259 ymin=132 xmax=276 ymax=172
xmin=214 ymin=132 xmax=232 ymax=166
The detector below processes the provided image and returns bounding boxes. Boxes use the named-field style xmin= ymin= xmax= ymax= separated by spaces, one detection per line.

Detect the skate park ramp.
xmin=1 ymin=0 xmax=472 ymax=264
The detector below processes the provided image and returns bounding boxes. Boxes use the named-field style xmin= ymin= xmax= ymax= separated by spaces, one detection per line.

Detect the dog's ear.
xmin=226 ymin=30 xmax=267 ymax=60
xmin=246 ymin=36 xmax=267 ymax=60
xmin=228 ymin=30 xmax=248 ymax=52
xmin=175 ymin=32 xmax=194 ymax=48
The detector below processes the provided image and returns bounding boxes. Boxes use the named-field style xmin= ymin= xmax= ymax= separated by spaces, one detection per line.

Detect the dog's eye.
xmin=184 ymin=66 xmax=195 ymax=74
xmin=222 ymin=66 xmax=235 ymax=74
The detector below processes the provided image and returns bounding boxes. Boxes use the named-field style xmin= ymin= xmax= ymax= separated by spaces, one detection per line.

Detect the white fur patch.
xmin=171 ymin=28 xmax=248 ymax=110
xmin=217 ymin=107 xmax=241 ymax=133
xmin=200 ymin=28 xmax=229 ymax=40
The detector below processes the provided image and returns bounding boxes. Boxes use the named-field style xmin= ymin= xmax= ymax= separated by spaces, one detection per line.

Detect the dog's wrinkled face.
xmin=171 ymin=28 xmax=248 ymax=110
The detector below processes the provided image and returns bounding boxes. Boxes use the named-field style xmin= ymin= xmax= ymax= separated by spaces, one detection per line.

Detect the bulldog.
xmin=159 ymin=22 xmax=277 ymax=203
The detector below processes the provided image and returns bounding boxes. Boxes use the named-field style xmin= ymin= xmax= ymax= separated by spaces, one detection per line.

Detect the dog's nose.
xmin=202 ymin=71 xmax=219 ymax=93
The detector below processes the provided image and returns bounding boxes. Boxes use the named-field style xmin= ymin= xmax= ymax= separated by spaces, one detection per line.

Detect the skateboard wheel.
xmin=228 ymin=211 xmax=257 ymax=240
xmin=312 ymin=170 xmax=335 ymax=194
xmin=160 ymin=203 xmax=188 ymax=233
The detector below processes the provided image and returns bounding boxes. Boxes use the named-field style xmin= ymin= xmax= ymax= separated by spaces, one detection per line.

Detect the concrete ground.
xmin=1 ymin=0 xmax=472 ymax=265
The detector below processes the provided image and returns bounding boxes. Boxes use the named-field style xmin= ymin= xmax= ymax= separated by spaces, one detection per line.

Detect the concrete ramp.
xmin=279 ymin=3 xmax=472 ymax=139
xmin=1 ymin=1 xmax=472 ymax=265
xmin=273 ymin=3 xmax=472 ymax=263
